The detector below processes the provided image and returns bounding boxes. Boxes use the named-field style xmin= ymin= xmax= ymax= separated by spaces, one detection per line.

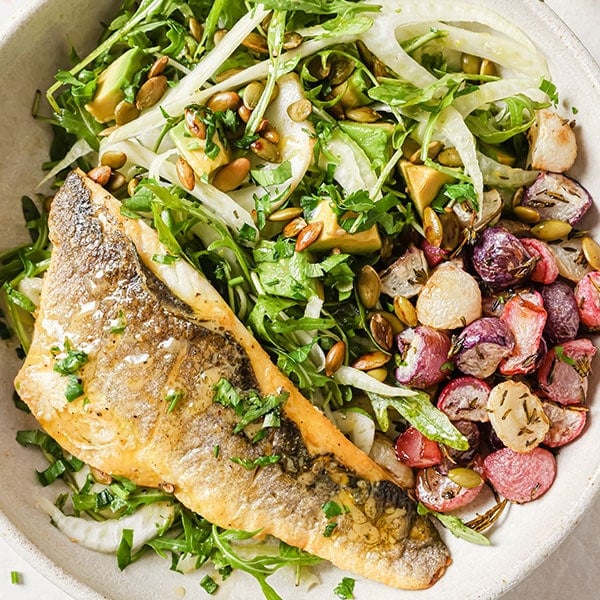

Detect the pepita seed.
xmin=215 ymin=67 xmax=244 ymax=82
xmin=184 ymin=107 xmax=207 ymax=139
xmin=479 ymin=59 xmax=497 ymax=76
xmin=307 ymin=55 xmax=330 ymax=80
xmin=250 ymin=137 xmax=281 ymax=163
xmin=189 ymin=17 xmax=204 ymax=42
xmin=373 ymin=59 xmax=388 ymax=79
xmin=283 ymin=216 xmax=308 ymax=238
xmin=512 ymin=186 xmax=525 ymax=207
xmin=283 ymin=31 xmax=304 ymax=50
xmin=268 ymin=207 xmax=304 ymax=222
xmin=100 ymin=150 xmax=127 ymax=170
xmin=437 ymin=147 xmax=463 ymax=167
xmin=351 ymin=351 xmax=390 ymax=371
xmin=462 ymin=53 xmax=482 ymax=75
xmin=393 ymin=296 xmax=418 ymax=327
xmin=176 ymin=156 xmax=196 ymax=191
xmin=402 ymin=137 xmax=421 ymax=161
xmin=159 ymin=482 xmax=175 ymax=494
xmin=447 ymin=467 xmax=483 ymax=489
xmin=513 ymin=205 xmax=541 ymax=224
xmin=135 ymin=75 xmax=168 ymax=111
xmin=370 ymin=313 xmax=394 ymax=351
xmin=114 ymin=100 xmax=140 ymax=125
xmin=423 ymin=207 xmax=444 ymax=247
xmin=88 ymin=165 xmax=112 ymax=187
xmin=295 ymin=221 xmax=323 ymax=252
xmin=242 ymin=32 xmax=269 ymax=54
xmin=263 ymin=127 xmax=280 ymax=144
xmin=581 ymin=236 xmax=600 ymax=270
xmin=287 ymin=98 xmax=313 ymax=122
xmin=325 ymin=340 xmax=346 ymax=376
xmin=108 ymin=171 xmax=127 ymax=192
xmin=345 ymin=106 xmax=380 ymax=123
xmin=128 ymin=176 xmax=141 ymax=197
xmin=148 ymin=55 xmax=169 ymax=79
xmin=376 ymin=311 xmax=404 ymax=335
xmin=243 ymin=81 xmax=265 ymax=110
xmin=357 ymin=265 xmax=381 ymax=309
xmin=367 ymin=367 xmax=388 ymax=382
xmin=90 ymin=467 xmax=113 ymax=485
xmin=207 ymin=90 xmax=241 ymax=113
xmin=531 ymin=219 xmax=572 ymax=242
xmin=328 ymin=56 xmax=355 ymax=86
xmin=213 ymin=29 xmax=228 ymax=45
xmin=212 ymin=158 xmax=251 ymax=192
xmin=238 ymin=104 xmax=252 ymax=123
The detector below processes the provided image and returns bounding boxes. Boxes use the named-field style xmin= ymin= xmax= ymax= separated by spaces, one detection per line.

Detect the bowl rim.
xmin=1 ymin=1 xmax=600 ymax=599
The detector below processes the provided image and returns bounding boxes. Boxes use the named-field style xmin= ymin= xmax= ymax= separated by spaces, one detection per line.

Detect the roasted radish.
xmin=527 ymin=109 xmax=577 ymax=173
xmin=437 ymin=376 xmax=491 ymax=422
xmin=520 ymin=237 xmax=559 ymax=284
xmin=539 ymin=280 xmax=580 ymax=344
xmin=416 ymin=464 xmax=484 ymax=512
xmin=542 ymin=401 xmax=587 ymax=448
xmin=394 ymin=427 xmax=442 ymax=468
xmin=574 ymin=271 xmax=600 ymax=330
xmin=379 ymin=244 xmax=428 ymax=299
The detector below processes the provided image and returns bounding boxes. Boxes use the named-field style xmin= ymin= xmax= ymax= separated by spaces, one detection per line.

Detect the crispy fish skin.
xmin=14 ymin=170 xmax=450 ymax=590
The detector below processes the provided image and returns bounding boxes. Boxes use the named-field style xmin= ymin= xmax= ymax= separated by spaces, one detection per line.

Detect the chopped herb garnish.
xmin=200 ymin=574 xmax=219 ymax=594
xmin=65 ymin=375 xmax=85 ymax=402
xmin=334 ymin=576 xmax=356 ymax=599
xmin=10 ymin=571 xmax=20 ymax=585
xmin=230 ymin=454 xmax=281 ymax=470
xmin=165 ymin=390 xmax=184 ymax=413
xmin=53 ymin=340 xmax=89 ymax=375
xmin=321 ymin=501 xmax=348 ymax=519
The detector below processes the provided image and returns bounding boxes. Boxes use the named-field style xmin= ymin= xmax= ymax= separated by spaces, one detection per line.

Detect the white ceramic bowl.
xmin=1 ymin=1 xmax=600 ymax=599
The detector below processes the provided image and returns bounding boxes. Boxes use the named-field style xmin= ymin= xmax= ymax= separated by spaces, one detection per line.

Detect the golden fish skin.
xmin=15 ymin=170 xmax=450 ymax=590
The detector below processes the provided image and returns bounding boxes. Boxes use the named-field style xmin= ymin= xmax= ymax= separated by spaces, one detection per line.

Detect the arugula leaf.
xmin=417 ymin=503 xmax=491 ymax=545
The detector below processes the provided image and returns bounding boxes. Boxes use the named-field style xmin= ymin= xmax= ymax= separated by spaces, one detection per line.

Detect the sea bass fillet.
xmin=15 ymin=170 xmax=450 ymax=590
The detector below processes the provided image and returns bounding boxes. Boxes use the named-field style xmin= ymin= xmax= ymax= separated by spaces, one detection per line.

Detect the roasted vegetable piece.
xmin=527 ymin=109 xmax=577 ymax=173
xmin=520 ymin=238 xmax=559 ymax=284
xmin=416 ymin=261 xmax=482 ymax=330
xmin=499 ymin=292 xmax=547 ymax=375
xmin=542 ymin=401 xmax=588 ymax=448
xmin=539 ymin=280 xmax=580 ymax=344
xmin=452 ymin=317 xmax=515 ymax=379
xmin=394 ymin=427 xmax=443 ymax=468
xmin=574 ymin=271 xmax=600 ymax=330
xmin=437 ymin=376 xmax=491 ymax=422
xmin=415 ymin=464 xmax=484 ymax=512
xmin=537 ymin=339 xmax=597 ymax=405
xmin=420 ymin=239 xmax=448 ymax=268
xmin=395 ymin=326 xmax=452 ymax=389
xmin=548 ymin=237 xmax=594 ymax=283
xmin=471 ymin=226 xmax=534 ymax=290
xmin=370 ymin=433 xmax=414 ymax=489
xmin=444 ymin=420 xmax=480 ymax=464
xmin=483 ymin=447 xmax=557 ymax=503
xmin=522 ymin=172 xmax=592 ymax=225
xmin=379 ymin=244 xmax=428 ymax=299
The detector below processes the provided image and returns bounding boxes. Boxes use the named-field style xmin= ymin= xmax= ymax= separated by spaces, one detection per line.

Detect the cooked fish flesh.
xmin=14 ymin=170 xmax=450 ymax=590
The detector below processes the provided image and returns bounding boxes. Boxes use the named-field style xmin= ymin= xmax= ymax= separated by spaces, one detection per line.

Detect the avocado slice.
xmin=338 ymin=121 xmax=394 ymax=168
xmin=309 ymin=200 xmax=382 ymax=254
xmin=399 ymin=160 xmax=456 ymax=216
xmin=85 ymin=48 xmax=146 ymax=124
xmin=170 ymin=121 xmax=230 ymax=178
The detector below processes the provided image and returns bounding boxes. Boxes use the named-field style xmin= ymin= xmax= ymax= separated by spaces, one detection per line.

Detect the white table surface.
xmin=1 ymin=1 xmax=599 ymax=599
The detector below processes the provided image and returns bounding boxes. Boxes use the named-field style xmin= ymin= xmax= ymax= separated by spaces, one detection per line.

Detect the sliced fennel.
xmin=334 ymin=366 xmax=421 ymax=398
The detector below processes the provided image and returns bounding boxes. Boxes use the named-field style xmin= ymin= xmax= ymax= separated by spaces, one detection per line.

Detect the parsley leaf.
xmin=334 ymin=576 xmax=356 ymax=599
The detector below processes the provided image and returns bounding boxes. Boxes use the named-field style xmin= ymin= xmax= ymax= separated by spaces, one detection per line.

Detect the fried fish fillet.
xmin=14 ymin=170 xmax=450 ymax=590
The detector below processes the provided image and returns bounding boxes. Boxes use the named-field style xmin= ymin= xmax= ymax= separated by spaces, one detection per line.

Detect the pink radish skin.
xmin=542 ymin=402 xmax=587 ymax=447
xmin=437 ymin=376 xmax=491 ymax=422
xmin=483 ymin=447 xmax=557 ymax=503
xmin=415 ymin=466 xmax=484 ymax=512
xmin=575 ymin=271 xmax=600 ymax=330
xmin=394 ymin=427 xmax=442 ymax=468
xmin=521 ymin=238 xmax=559 ymax=284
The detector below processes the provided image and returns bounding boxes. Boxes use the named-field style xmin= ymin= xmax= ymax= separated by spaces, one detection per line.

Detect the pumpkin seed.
xmin=373 ymin=311 xmax=404 ymax=334
xmin=213 ymin=29 xmax=228 ymax=45
xmin=250 ymin=137 xmax=281 ymax=163
xmin=325 ymin=340 xmax=346 ymax=376
xmin=351 ymin=351 xmax=390 ymax=371
xmin=114 ymin=100 xmax=140 ymax=125
xmin=91 ymin=467 xmax=113 ymax=485
xmin=345 ymin=106 xmax=380 ymax=123
xmin=100 ymin=150 xmax=127 ymax=170
xmin=243 ymin=81 xmax=265 ymax=110
xmin=128 ymin=176 xmax=141 ymax=197
xmin=207 ymin=90 xmax=241 ymax=113
xmin=268 ymin=207 xmax=304 ymax=222
xmin=366 ymin=367 xmax=388 ymax=382
xmin=283 ymin=31 xmax=304 ymax=50
xmin=513 ymin=205 xmax=541 ymax=224
xmin=283 ymin=216 xmax=308 ymax=238
xmin=423 ymin=207 xmax=444 ymax=247
xmin=480 ymin=59 xmax=497 ymax=76
xmin=159 ymin=482 xmax=175 ymax=494
xmin=88 ymin=165 xmax=112 ymax=187
xmin=329 ymin=56 xmax=355 ymax=86
xmin=373 ymin=59 xmax=388 ymax=79
xmin=307 ymin=55 xmax=330 ymax=80
xmin=238 ymin=104 xmax=252 ymax=123
xmin=440 ymin=211 xmax=462 ymax=251
xmin=370 ymin=313 xmax=394 ymax=351
xmin=287 ymin=98 xmax=313 ymax=122
xmin=189 ymin=17 xmax=204 ymax=42
xmin=357 ymin=265 xmax=381 ymax=309
xmin=582 ymin=236 xmax=600 ymax=270
xmin=176 ymin=156 xmax=195 ymax=191
xmin=184 ymin=107 xmax=207 ymax=139
xmin=295 ymin=221 xmax=323 ymax=252
xmin=531 ymin=219 xmax=572 ymax=242
xmin=242 ymin=32 xmax=269 ymax=54
xmin=263 ymin=127 xmax=280 ymax=144
xmin=212 ymin=158 xmax=251 ymax=192
xmin=437 ymin=147 xmax=463 ymax=167
xmin=393 ymin=296 xmax=418 ymax=327
xmin=135 ymin=75 xmax=168 ymax=111
xmin=448 ymin=467 xmax=483 ymax=489
xmin=512 ymin=186 xmax=525 ymax=207
xmin=108 ymin=171 xmax=127 ymax=192
xmin=148 ymin=55 xmax=168 ymax=79
xmin=402 ymin=137 xmax=421 ymax=161
xmin=462 ymin=53 xmax=482 ymax=74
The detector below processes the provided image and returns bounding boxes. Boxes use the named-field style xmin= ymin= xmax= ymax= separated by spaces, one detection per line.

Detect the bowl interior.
xmin=1 ymin=1 xmax=600 ymax=599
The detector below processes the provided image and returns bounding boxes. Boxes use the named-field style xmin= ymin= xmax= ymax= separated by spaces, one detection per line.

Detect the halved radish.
xmin=415 ymin=465 xmax=484 ymax=512
xmin=575 ymin=271 xmax=600 ymax=330
xmin=394 ymin=426 xmax=442 ymax=468
xmin=437 ymin=376 xmax=491 ymax=422
xmin=542 ymin=401 xmax=588 ymax=448
xmin=520 ymin=237 xmax=559 ymax=284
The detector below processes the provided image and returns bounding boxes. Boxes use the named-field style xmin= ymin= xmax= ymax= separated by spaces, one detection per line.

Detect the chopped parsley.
xmin=230 ymin=454 xmax=281 ymax=469
xmin=334 ymin=576 xmax=356 ymax=599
